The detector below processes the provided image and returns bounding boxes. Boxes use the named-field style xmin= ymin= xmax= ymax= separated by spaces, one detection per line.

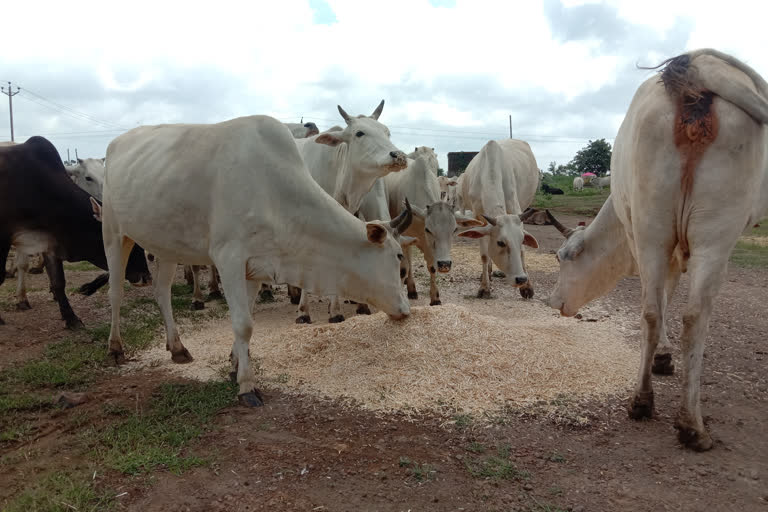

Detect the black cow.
xmin=0 ymin=136 xmax=151 ymax=328
xmin=541 ymin=183 xmax=564 ymax=195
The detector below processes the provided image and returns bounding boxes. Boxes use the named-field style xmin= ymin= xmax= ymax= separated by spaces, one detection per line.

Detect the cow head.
xmin=303 ymin=122 xmax=320 ymax=137
xmin=67 ymin=158 xmax=105 ymax=201
xmin=547 ymin=205 xmax=634 ymax=316
xmin=314 ymin=100 xmax=408 ymax=213
xmin=410 ymin=201 xmax=483 ymax=273
xmin=458 ymin=210 xmax=538 ymax=286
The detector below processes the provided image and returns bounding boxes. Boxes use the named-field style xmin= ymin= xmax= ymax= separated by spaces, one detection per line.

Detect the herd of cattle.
xmin=1 ymin=49 xmax=767 ymax=451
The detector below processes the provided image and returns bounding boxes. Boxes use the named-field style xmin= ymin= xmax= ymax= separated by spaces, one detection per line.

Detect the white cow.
xmin=102 ymin=115 xmax=411 ymax=405
xmin=547 ymin=49 xmax=768 ymax=451
xmin=291 ymin=100 xmax=409 ymax=323
xmin=284 ymin=122 xmax=320 ymax=139
xmin=573 ymin=176 xmax=584 ymax=191
xmin=66 ymin=158 xmax=105 ymax=200
xmin=384 ymin=155 xmax=483 ymax=304
xmin=408 ymin=146 xmax=439 ymax=175
xmin=457 ymin=139 xmax=540 ymax=299
xmin=593 ymin=176 xmax=610 ymax=190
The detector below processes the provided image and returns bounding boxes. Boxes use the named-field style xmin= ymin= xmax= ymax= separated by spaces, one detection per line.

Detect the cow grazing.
xmin=573 ymin=176 xmax=584 ymax=191
xmin=547 ymin=49 xmax=768 ymax=451
xmin=291 ymin=100 xmax=409 ymax=323
xmin=541 ymin=182 xmax=564 ymax=195
xmin=102 ymin=115 xmax=411 ymax=405
xmin=0 ymin=137 xmax=150 ymax=328
xmin=284 ymin=122 xmax=320 ymax=139
xmin=594 ymin=176 xmax=610 ymax=190
xmin=457 ymin=139 xmax=540 ymax=299
xmin=384 ymin=155 xmax=483 ymax=304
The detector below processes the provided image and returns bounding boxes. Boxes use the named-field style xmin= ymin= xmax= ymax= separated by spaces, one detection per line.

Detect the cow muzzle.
xmin=437 ymin=260 xmax=452 ymax=273
xmin=388 ymin=151 xmax=408 ymax=171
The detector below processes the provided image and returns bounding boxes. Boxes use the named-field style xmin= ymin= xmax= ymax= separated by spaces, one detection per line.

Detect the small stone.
xmin=572 ymin=506 xmax=585 ymax=512
xmin=750 ymin=470 xmax=759 ymax=480
xmin=523 ymin=483 xmax=533 ymax=491
xmin=56 ymin=392 xmax=91 ymax=409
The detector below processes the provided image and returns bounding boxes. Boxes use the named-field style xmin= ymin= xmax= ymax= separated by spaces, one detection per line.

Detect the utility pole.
xmin=75 ymin=148 xmax=79 ymax=160
xmin=1 ymin=82 xmax=21 ymax=142
xmin=67 ymin=148 xmax=70 ymax=163
xmin=508 ymin=115 xmax=513 ymax=139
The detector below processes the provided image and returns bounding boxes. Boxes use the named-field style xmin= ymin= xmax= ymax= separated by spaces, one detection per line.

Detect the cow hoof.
xmin=674 ymin=419 xmax=713 ymax=451
xmin=28 ymin=267 xmax=44 ymax=275
xmin=238 ymin=390 xmax=265 ymax=408
xmin=407 ymin=291 xmax=419 ymax=300
xmin=652 ymin=353 xmax=675 ymax=375
xmin=259 ymin=290 xmax=275 ymax=303
xmin=296 ymin=315 xmax=312 ymax=324
xmin=109 ymin=350 xmax=126 ymax=366
xmin=627 ymin=392 xmax=654 ymax=420
xmin=207 ymin=290 xmax=224 ymax=301
xmin=356 ymin=304 xmax=371 ymax=315
xmin=476 ymin=289 xmax=491 ymax=299
xmin=519 ymin=287 xmax=534 ymax=300
xmin=492 ymin=270 xmax=506 ymax=278
xmin=65 ymin=317 xmax=85 ymax=330
xmin=16 ymin=300 xmax=32 ymax=311
xmin=329 ymin=315 xmax=345 ymax=323
xmin=191 ymin=300 xmax=205 ymax=311
xmin=171 ymin=348 xmax=194 ymax=364
xmin=430 ymin=300 xmax=442 ymax=306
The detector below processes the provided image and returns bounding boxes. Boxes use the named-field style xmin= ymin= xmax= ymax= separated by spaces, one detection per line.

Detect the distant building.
xmin=447 ymin=151 xmax=478 ymax=177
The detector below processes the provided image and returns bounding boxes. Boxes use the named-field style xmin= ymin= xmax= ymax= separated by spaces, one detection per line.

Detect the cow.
xmin=409 ymin=146 xmax=439 ymax=175
xmin=290 ymin=100 xmax=409 ymax=323
xmin=284 ymin=122 xmax=320 ymax=139
xmin=573 ymin=176 xmax=584 ymax=191
xmin=541 ymin=182 xmax=564 ymax=195
xmin=384 ymin=155 xmax=484 ymax=304
xmin=102 ymin=115 xmax=411 ymax=405
xmin=593 ymin=176 xmax=610 ymax=190
xmin=66 ymin=157 xmax=105 ymax=200
xmin=547 ymin=49 xmax=768 ymax=451
xmin=437 ymin=175 xmax=458 ymax=202
xmin=0 ymin=137 xmax=151 ymax=328
xmin=457 ymin=139 xmax=540 ymax=299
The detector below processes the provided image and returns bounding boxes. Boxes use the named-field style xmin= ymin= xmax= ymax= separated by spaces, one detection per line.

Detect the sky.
xmin=2 ymin=0 xmax=767 ymax=171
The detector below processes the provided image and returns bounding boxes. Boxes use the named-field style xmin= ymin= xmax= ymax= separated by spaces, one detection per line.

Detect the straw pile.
xmin=133 ymin=303 xmax=638 ymax=415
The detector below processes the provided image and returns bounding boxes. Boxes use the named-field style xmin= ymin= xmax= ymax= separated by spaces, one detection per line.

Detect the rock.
xmin=56 ymin=392 xmax=91 ymax=409
xmin=523 ymin=483 xmax=533 ymax=491
xmin=750 ymin=469 xmax=759 ymax=480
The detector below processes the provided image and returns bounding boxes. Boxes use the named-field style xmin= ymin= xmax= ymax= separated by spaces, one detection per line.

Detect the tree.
xmin=569 ymin=139 xmax=612 ymax=176
xmin=437 ymin=167 xmax=445 ymax=177
xmin=548 ymin=161 xmax=577 ymax=177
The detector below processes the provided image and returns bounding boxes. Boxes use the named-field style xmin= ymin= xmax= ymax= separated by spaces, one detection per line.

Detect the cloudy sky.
xmin=2 ymin=0 xmax=766 ymax=171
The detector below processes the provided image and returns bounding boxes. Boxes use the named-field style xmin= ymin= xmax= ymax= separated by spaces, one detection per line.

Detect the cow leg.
xmin=653 ymin=260 xmax=682 ymax=375
xmin=295 ymin=289 xmax=312 ymax=324
xmin=287 ymin=285 xmax=302 ymax=305
xmin=184 ymin=265 xmax=194 ymax=286
xmin=208 ymin=265 xmax=223 ymax=300
xmin=215 ymin=262 xmax=263 ymax=406
xmin=190 ymin=265 xmax=205 ymax=310
xmin=0 ymin=239 xmax=9 ymax=325
xmin=15 ymin=252 xmax=31 ymax=310
xmin=518 ymin=250 xmax=534 ymax=299
xmin=42 ymin=253 xmax=82 ymax=329
xmin=427 ymin=261 xmax=441 ymax=306
xmin=404 ymin=245 xmax=417 ymax=299
xmin=105 ymin=235 xmax=137 ymax=364
xmin=477 ymin=238 xmax=491 ymax=298
xmin=328 ymin=295 xmax=345 ymax=323
xmin=28 ymin=253 xmax=45 ymax=274
xmin=154 ymin=259 xmax=193 ymax=363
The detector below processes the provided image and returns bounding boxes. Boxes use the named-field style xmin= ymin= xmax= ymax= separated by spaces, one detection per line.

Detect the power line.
xmin=20 ymin=87 xmax=126 ymax=130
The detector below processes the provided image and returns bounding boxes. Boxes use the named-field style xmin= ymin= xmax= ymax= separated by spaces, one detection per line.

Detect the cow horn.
xmin=481 ymin=214 xmax=497 ymax=226
xmin=337 ymin=105 xmax=352 ymax=124
xmin=390 ymin=197 xmax=413 ymax=235
xmin=545 ymin=210 xmax=574 ymax=238
xmin=371 ymin=99 xmax=385 ymax=120
xmin=519 ymin=208 xmax=536 ymax=222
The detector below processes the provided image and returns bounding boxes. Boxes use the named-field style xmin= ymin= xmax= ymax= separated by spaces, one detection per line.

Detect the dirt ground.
xmin=1 ymin=212 xmax=767 ymax=511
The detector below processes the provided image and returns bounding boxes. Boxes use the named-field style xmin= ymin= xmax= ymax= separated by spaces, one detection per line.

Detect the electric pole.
xmin=1 ymin=82 xmax=21 ymax=142
xmin=509 ymin=115 xmax=513 ymax=139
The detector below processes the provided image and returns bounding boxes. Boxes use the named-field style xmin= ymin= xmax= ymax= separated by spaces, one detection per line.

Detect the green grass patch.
xmin=532 ymin=189 xmax=609 ymax=216
xmin=90 ymin=380 xmax=237 ymax=475
xmin=63 ymin=261 xmax=100 ymax=272
xmin=3 ymin=471 xmax=115 ymax=512
xmin=730 ymin=241 xmax=768 ymax=268
xmin=467 ymin=442 xmax=486 ymax=454
xmin=398 ymin=457 xmax=436 ymax=482
xmin=465 ymin=445 xmax=530 ymax=480
xmin=453 ymin=413 xmax=473 ymax=429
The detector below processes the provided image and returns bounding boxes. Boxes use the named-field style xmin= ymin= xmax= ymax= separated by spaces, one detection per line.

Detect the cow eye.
xmin=497 ymin=241 xmax=506 ymax=248
xmin=397 ymin=254 xmax=403 ymax=261
xmin=425 ymin=228 xmax=432 ymax=235
xmin=356 ymin=131 xmax=364 ymax=137
xmin=304 ymin=123 xmax=312 ymax=128
xmin=85 ymin=177 xmax=93 ymax=182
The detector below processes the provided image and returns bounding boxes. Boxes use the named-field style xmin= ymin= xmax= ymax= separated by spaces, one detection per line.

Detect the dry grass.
xmin=739 ymin=235 xmax=768 ymax=247
xmin=132 ymin=303 xmax=638 ymax=416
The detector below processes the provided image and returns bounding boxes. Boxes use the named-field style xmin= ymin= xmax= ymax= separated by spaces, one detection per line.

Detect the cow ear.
xmin=315 ymin=132 xmax=344 ymax=147
xmin=400 ymin=235 xmax=418 ymax=248
xmin=89 ymin=197 xmax=102 ymax=222
xmin=455 ymin=215 xmax=484 ymax=228
xmin=366 ymin=223 xmax=388 ymax=244
xmin=457 ymin=225 xmax=492 ymax=239
xmin=523 ymin=231 xmax=539 ymax=249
